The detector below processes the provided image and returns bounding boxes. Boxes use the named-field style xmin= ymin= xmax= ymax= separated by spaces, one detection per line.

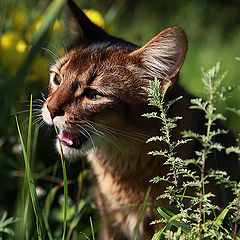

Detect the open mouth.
xmin=59 ymin=130 xmax=89 ymax=149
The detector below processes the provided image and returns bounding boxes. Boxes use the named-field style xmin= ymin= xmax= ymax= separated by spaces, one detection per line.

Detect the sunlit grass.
xmin=53 ymin=124 xmax=68 ymax=240
xmin=15 ymin=95 xmax=46 ymax=240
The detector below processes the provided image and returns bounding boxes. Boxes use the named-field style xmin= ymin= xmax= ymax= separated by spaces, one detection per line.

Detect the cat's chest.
xmin=87 ymin=147 xmax=169 ymax=239
xmin=86 ymin=146 xmax=168 ymax=204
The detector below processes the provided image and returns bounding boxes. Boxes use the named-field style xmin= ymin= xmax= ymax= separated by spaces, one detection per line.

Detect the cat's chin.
xmin=56 ymin=140 xmax=83 ymax=160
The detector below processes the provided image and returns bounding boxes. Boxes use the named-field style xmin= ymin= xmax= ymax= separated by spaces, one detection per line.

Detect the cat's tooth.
xmin=64 ymin=138 xmax=74 ymax=145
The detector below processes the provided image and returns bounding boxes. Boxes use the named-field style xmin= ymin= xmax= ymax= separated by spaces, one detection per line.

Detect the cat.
xmin=41 ymin=0 xmax=238 ymax=239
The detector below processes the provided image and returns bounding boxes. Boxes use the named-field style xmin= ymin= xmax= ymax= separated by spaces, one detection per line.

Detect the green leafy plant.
xmin=144 ymin=63 xmax=240 ymax=239
xmin=0 ymin=211 xmax=18 ymax=237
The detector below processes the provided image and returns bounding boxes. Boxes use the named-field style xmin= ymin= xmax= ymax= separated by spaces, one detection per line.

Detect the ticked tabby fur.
xmin=42 ymin=0 xmax=238 ymax=239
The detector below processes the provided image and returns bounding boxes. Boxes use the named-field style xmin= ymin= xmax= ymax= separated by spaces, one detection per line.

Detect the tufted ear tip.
xmin=66 ymin=0 xmax=110 ymax=45
xmin=130 ymin=26 xmax=188 ymax=90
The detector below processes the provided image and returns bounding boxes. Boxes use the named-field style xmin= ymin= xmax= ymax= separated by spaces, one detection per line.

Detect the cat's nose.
xmin=47 ymin=104 xmax=64 ymax=119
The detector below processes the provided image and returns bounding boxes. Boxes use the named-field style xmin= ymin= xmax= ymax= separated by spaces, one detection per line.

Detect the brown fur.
xmin=41 ymin=1 xmax=238 ymax=239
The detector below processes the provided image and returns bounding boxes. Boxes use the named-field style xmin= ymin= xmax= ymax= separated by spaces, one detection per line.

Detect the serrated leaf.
xmin=190 ymin=98 xmax=208 ymax=110
xmin=150 ymin=176 xmax=162 ymax=183
xmin=142 ymin=112 xmax=161 ymax=119
xmin=172 ymin=139 xmax=193 ymax=149
xmin=226 ymin=146 xmax=240 ymax=155
xmin=209 ymin=142 xmax=224 ymax=151
xmin=150 ymin=176 xmax=171 ymax=184
xmin=0 ymin=227 xmax=15 ymax=236
xmin=182 ymin=130 xmax=202 ymax=142
xmin=166 ymin=96 xmax=183 ymax=111
xmin=146 ymin=136 xmax=166 ymax=143
xmin=148 ymin=150 xmax=168 ymax=157
xmin=0 ymin=211 xmax=18 ymax=236
xmin=210 ymin=129 xmax=228 ymax=138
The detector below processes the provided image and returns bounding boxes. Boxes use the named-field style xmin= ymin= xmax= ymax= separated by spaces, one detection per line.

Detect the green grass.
xmin=133 ymin=186 xmax=151 ymax=240
xmin=16 ymin=96 xmax=46 ymax=239
xmin=53 ymin=124 xmax=68 ymax=240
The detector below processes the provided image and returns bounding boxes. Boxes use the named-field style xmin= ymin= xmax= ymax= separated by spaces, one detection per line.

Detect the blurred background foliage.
xmin=0 ymin=0 xmax=239 ymax=238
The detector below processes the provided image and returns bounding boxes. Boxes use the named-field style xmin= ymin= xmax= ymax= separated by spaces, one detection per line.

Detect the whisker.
xmin=81 ymin=119 xmax=119 ymax=141
xmin=32 ymin=116 xmax=44 ymax=126
xmin=42 ymin=47 xmax=58 ymax=60
xmin=20 ymin=117 xmax=30 ymax=127
xmin=75 ymin=124 xmax=95 ymax=149
xmin=74 ymin=119 xmax=146 ymax=151
xmin=40 ymin=92 xmax=46 ymax=101
xmin=84 ymin=122 xmax=121 ymax=150
xmin=38 ymin=120 xmax=47 ymax=130
xmin=46 ymin=41 xmax=66 ymax=61
xmin=11 ymin=109 xmax=30 ymax=116
xmin=85 ymin=121 xmax=113 ymax=139
xmin=17 ymin=100 xmax=31 ymax=103
xmin=86 ymin=127 xmax=120 ymax=151
xmin=33 ymin=98 xmax=44 ymax=103
xmin=33 ymin=101 xmax=44 ymax=105
xmin=85 ymin=119 xmax=150 ymax=142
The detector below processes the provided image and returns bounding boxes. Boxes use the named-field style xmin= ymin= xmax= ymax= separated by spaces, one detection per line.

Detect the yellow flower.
xmin=0 ymin=31 xmax=21 ymax=50
xmin=0 ymin=31 xmax=27 ymax=73
xmin=0 ymin=31 xmax=27 ymax=53
xmin=16 ymin=40 xmax=27 ymax=53
xmin=83 ymin=9 xmax=104 ymax=28
xmin=10 ymin=8 xmax=27 ymax=30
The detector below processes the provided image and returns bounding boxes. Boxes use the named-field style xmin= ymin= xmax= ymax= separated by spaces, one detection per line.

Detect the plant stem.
xmin=199 ymin=106 xmax=212 ymax=239
xmin=199 ymin=152 xmax=207 ymax=240
xmin=77 ymin=157 xmax=85 ymax=206
xmin=159 ymin=98 xmax=178 ymax=188
xmin=66 ymin=157 xmax=85 ymax=240
xmin=53 ymin=124 xmax=68 ymax=240
xmin=233 ymin=192 xmax=240 ymax=239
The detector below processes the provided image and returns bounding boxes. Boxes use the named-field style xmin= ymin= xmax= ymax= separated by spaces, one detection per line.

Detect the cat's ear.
xmin=66 ymin=0 xmax=109 ymax=43
xmin=130 ymin=27 xmax=188 ymax=90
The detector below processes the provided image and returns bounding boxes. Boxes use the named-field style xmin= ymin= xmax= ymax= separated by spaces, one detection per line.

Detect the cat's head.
xmin=42 ymin=0 xmax=188 ymax=158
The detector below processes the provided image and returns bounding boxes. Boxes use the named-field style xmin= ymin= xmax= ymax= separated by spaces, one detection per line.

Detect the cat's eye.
xmin=85 ymin=89 xmax=103 ymax=101
xmin=53 ymin=73 xmax=62 ymax=85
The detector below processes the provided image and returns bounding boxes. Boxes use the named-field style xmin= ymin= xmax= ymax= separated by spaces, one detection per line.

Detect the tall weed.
xmin=144 ymin=63 xmax=240 ymax=239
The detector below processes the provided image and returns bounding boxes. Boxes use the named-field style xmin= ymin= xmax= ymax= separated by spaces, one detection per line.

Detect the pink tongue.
xmin=60 ymin=131 xmax=80 ymax=146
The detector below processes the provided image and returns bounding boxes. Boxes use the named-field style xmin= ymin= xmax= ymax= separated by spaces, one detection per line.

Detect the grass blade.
xmin=132 ymin=186 xmax=151 ymax=240
xmin=214 ymin=204 xmax=230 ymax=227
xmin=0 ymin=0 xmax=7 ymax=34
xmin=90 ymin=217 xmax=96 ymax=240
xmin=151 ymin=223 xmax=170 ymax=240
xmin=44 ymin=187 xmax=58 ymax=240
xmin=27 ymin=95 xmax=33 ymax=163
xmin=15 ymin=96 xmax=47 ymax=240
xmin=54 ymin=124 xmax=68 ymax=240
xmin=157 ymin=207 xmax=191 ymax=233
